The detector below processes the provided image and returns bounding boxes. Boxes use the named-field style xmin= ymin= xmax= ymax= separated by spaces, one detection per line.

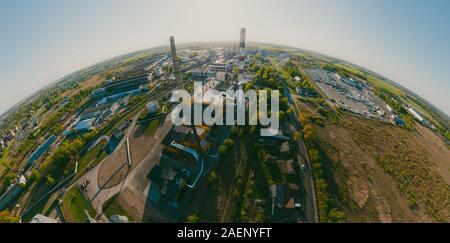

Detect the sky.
xmin=0 ymin=0 xmax=449 ymax=115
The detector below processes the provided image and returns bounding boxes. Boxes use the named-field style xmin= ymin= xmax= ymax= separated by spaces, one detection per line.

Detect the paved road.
xmin=74 ymin=111 xmax=141 ymax=221
xmin=281 ymin=76 xmax=319 ymax=223
xmin=73 ymin=106 xmax=174 ymax=222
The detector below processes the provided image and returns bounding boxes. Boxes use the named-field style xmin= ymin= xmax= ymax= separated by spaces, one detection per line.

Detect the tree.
xmin=280 ymin=98 xmax=289 ymax=111
xmin=303 ymin=124 xmax=315 ymax=142
xmin=250 ymin=126 xmax=258 ymax=136
xmin=208 ymin=171 xmax=219 ymax=185
xmin=299 ymin=114 xmax=310 ymax=126
xmin=278 ymin=110 xmax=287 ymax=121
xmin=317 ymin=107 xmax=329 ymax=117
xmin=308 ymin=149 xmax=321 ymax=162
xmin=231 ymin=127 xmax=240 ymax=137
xmin=46 ymin=175 xmax=56 ymax=186
xmin=328 ymin=208 xmax=346 ymax=223
xmin=224 ymin=139 xmax=235 ymax=147
xmin=29 ymin=169 xmax=41 ymax=183
xmin=293 ymin=132 xmax=302 ymax=142
xmin=244 ymin=83 xmax=254 ymax=93
xmin=219 ymin=145 xmax=228 ymax=156
xmin=186 ymin=214 xmax=199 ymax=223
xmin=286 ymin=107 xmax=294 ymax=116
xmin=0 ymin=210 xmax=19 ymax=223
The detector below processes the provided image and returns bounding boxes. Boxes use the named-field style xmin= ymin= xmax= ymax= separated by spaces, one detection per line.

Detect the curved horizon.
xmin=2 ymin=40 xmax=448 ymax=120
xmin=0 ymin=0 xmax=449 ymax=116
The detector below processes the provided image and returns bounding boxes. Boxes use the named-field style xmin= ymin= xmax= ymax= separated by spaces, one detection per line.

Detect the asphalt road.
xmin=282 ymin=80 xmax=319 ymax=223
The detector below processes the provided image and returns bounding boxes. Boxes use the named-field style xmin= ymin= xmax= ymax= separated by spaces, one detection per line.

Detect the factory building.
xmin=91 ymin=76 xmax=149 ymax=98
xmin=190 ymin=69 xmax=210 ymax=80
xmin=209 ymin=59 xmax=228 ymax=73
xmin=27 ymin=135 xmax=56 ymax=165
xmin=75 ymin=118 xmax=95 ymax=133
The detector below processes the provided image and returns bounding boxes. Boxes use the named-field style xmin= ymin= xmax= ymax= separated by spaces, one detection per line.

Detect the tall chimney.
xmin=170 ymin=36 xmax=182 ymax=83
xmin=240 ymin=28 xmax=246 ymax=48
xmin=238 ymin=28 xmax=247 ymax=85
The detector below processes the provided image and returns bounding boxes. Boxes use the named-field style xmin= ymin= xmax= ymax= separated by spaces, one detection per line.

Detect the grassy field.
xmin=61 ymin=187 xmax=97 ymax=223
xmin=144 ymin=119 xmax=160 ymax=136
xmin=0 ymin=145 xmax=11 ymax=176
xmin=75 ymin=140 xmax=108 ymax=181
xmin=102 ymin=194 xmax=133 ymax=220
xmin=334 ymin=63 xmax=405 ymax=96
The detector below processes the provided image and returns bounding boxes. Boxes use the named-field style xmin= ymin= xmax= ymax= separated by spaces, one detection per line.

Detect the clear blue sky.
xmin=0 ymin=0 xmax=449 ymax=115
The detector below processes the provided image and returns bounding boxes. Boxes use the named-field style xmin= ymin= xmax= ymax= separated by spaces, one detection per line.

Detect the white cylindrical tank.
xmin=146 ymin=101 xmax=160 ymax=114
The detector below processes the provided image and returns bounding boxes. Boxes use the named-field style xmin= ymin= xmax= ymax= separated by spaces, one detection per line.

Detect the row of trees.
xmin=219 ymin=139 xmax=235 ymax=156
xmin=283 ymin=61 xmax=303 ymax=79
xmin=323 ymin=63 xmax=368 ymax=81
xmin=300 ymin=113 xmax=346 ymax=223
xmin=254 ymin=66 xmax=282 ymax=89
xmin=0 ymin=210 xmax=19 ymax=223
xmin=34 ymin=130 xmax=98 ymax=186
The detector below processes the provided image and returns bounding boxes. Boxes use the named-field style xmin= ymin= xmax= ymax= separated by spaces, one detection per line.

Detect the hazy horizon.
xmin=0 ymin=0 xmax=449 ymax=116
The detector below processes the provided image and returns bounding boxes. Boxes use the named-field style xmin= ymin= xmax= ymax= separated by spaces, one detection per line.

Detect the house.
xmin=271 ymin=184 xmax=301 ymax=209
xmin=278 ymin=159 xmax=296 ymax=175
xmin=27 ymin=135 xmax=57 ymax=165
xmin=271 ymin=184 xmax=302 ymax=222
xmin=163 ymin=125 xmax=210 ymax=153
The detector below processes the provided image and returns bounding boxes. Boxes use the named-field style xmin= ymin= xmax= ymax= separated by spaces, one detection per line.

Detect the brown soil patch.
xmin=414 ymin=124 xmax=450 ymax=184
xmin=129 ymin=123 xmax=157 ymax=167
xmin=314 ymin=113 xmax=449 ymax=222
xmin=97 ymin=144 xmax=129 ymax=189
xmin=116 ymin=187 xmax=148 ymax=222
xmin=347 ymin=176 xmax=369 ymax=208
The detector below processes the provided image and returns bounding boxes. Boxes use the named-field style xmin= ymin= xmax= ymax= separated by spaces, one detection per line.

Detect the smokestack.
xmin=240 ymin=28 xmax=246 ymax=48
xmin=238 ymin=28 xmax=247 ymax=86
xmin=170 ymin=36 xmax=182 ymax=83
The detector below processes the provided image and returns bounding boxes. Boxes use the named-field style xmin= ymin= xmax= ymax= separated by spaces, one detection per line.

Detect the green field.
xmin=61 ymin=187 xmax=97 ymax=223
xmin=0 ymin=145 xmax=11 ymax=176
xmin=144 ymin=119 xmax=160 ymax=136
xmin=102 ymin=194 xmax=133 ymax=220
xmin=334 ymin=63 xmax=404 ymax=96
xmin=77 ymin=140 xmax=108 ymax=178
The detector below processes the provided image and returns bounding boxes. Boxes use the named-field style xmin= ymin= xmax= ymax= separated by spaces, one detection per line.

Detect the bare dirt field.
xmin=294 ymin=84 xmax=449 ymax=221
xmin=414 ymin=124 xmax=450 ymax=184
xmin=110 ymin=117 xmax=173 ymax=222
xmin=97 ymin=144 xmax=129 ymax=189
xmin=116 ymin=187 xmax=148 ymax=222
xmin=311 ymin=112 xmax=449 ymax=222
xmin=96 ymin=120 xmax=158 ymax=190
xmin=129 ymin=122 xmax=157 ymax=168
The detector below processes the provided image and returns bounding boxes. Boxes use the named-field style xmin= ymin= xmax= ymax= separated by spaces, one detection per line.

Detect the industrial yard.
xmin=305 ymin=69 xmax=394 ymax=122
